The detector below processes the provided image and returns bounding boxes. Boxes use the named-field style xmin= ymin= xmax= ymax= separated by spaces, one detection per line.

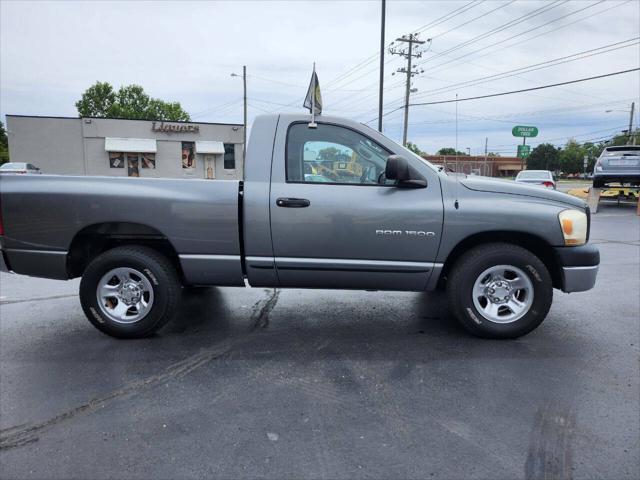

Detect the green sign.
xmin=517 ymin=145 xmax=531 ymax=158
xmin=512 ymin=126 xmax=539 ymax=138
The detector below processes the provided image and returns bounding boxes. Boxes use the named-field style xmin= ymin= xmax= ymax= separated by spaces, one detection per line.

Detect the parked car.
xmin=515 ymin=170 xmax=556 ymax=189
xmin=593 ymin=145 xmax=640 ymax=188
xmin=0 ymin=114 xmax=599 ymax=340
xmin=0 ymin=162 xmax=42 ymax=175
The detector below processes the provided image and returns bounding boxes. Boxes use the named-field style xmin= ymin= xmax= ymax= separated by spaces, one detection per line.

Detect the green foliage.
xmin=0 ymin=121 xmax=9 ymax=164
xmin=558 ymin=139 xmax=585 ymax=175
xmin=75 ymin=82 xmax=116 ymax=118
xmin=318 ymin=147 xmax=344 ymax=162
xmin=405 ymin=142 xmax=422 ymax=155
xmin=526 ymin=143 xmax=560 ymax=171
xmin=76 ymin=82 xmax=190 ymax=121
xmin=436 ymin=147 xmax=468 ymax=156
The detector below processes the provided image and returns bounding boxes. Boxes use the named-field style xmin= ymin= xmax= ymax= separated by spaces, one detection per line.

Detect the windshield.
xmin=0 ymin=163 xmax=25 ymax=170
xmin=517 ymin=171 xmax=551 ymax=180
xmin=360 ymin=122 xmax=440 ymax=173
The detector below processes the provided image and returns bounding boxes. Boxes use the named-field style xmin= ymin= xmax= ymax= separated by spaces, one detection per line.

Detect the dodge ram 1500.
xmin=0 ymin=114 xmax=599 ymax=339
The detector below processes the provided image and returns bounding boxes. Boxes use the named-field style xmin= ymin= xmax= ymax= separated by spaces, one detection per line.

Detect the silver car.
xmin=593 ymin=146 xmax=640 ymax=188
xmin=515 ymin=170 xmax=556 ymax=189
xmin=0 ymin=162 xmax=42 ymax=175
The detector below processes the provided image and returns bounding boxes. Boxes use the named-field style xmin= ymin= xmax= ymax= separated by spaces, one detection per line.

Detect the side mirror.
xmin=385 ymin=155 xmax=427 ymax=188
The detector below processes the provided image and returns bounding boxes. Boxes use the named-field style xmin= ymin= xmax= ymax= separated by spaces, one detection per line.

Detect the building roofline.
xmin=5 ymin=114 xmax=243 ymax=127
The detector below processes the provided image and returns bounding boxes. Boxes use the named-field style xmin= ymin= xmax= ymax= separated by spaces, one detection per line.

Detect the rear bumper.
xmin=0 ymin=248 xmax=11 ymax=273
xmin=0 ymin=248 xmax=68 ymax=280
xmin=553 ymin=244 xmax=600 ymax=293
xmin=593 ymin=172 xmax=640 ymax=184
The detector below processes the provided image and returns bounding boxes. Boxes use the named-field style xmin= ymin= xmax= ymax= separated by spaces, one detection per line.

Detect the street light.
xmin=231 ymin=66 xmax=247 ymax=162
xmin=605 ymin=102 xmax=635 ymax=145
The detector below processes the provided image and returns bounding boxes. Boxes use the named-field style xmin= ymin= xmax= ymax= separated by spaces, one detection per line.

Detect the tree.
xmin=558 ymin=139 xmax=585 ymax=175
xmin=436 ymin=147 xmax=467 ymax=156
xmin=318 ymin=147 xmax=343 ymax=162
xmin=582 ymin=142 xmax=603 ymax=172
xmin=0 ymin=121 xmax=9 ymax=164
xmin=75 ymin=81 xmax=116 ymax=118
xmin=526 ymin=143 xmax=560 ymax=171
xmin=76 ymin=82 xmax=190 ymax=121
xmin=406 ymin=142 xmax=422 ymax=155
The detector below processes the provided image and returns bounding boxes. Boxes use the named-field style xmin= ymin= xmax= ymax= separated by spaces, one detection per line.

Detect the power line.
xmin=398 ymin=98 xmax=639 ymax=127
xmin=419 ymin=0 xmax=605 ymax=71
xmin=410 ymin=38 xmax=639 ymax=101
xmin=418 ymin=1 xmax=568 ymax=66
xmin=426 ymin=0 xmax=631 ymax=77
xmin=367 ymin=68 xmax=640 ymax=123
xmin=322 ymin=1 xmax=485 ymax=91
xmin=373 ymin=0 xmax=632 ymax=115
xmin=430 ymin=1 xmax=517 ymax=40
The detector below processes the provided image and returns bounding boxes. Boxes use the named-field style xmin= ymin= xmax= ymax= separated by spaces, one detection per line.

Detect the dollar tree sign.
xmin=512 ymin=126 xmax=539 ymax=138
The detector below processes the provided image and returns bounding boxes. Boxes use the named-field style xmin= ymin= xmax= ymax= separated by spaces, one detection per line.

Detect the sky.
xmin=1 ymin=0 xmax=639 ymax=156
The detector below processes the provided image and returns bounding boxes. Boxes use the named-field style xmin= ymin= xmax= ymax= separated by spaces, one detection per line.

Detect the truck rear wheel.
xmin=79 ymin=246 xmax=180 ymax=338
xmin=447 ymin=243 xmax=553 ymax=339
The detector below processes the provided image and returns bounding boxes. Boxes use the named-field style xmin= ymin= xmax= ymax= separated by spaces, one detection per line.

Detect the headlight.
xmin=558 ymin=209 xmax=587 ymax=246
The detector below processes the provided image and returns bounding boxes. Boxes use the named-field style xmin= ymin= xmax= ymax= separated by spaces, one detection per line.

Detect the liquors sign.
xmin=152 ymin=121 xmax=200 ymax=134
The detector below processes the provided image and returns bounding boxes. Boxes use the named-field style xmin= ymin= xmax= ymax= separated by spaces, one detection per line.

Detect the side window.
xmin=286 ymin=123 xmax=390 ymax=185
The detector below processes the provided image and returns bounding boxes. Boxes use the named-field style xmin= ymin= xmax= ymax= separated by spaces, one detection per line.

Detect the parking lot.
xmin=0 ymin=204 xmax=638 ymax=480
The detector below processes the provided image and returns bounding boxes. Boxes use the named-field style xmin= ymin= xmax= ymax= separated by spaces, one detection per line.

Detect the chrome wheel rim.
xmin=96 ymin=267 xmax=154 ymax=324
xmin=472 ymin=265 xmax=533 ymax=324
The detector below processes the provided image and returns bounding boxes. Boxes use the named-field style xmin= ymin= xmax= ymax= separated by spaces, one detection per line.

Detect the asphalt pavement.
xmin=1 ymin=204 xmax=638 ymax=480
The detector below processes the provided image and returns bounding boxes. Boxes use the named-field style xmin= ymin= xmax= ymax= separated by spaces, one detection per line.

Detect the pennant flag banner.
xmin=304 ymin=70 xmax=323 ymax=115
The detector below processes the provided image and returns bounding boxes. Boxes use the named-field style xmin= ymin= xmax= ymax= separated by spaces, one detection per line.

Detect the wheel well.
xmin=66 ymin=222 xmax=183 ymax=280
xmin=439 ymin=231 xmax=562 ymax=289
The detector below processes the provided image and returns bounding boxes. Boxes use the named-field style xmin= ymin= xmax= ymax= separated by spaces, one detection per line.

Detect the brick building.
xmin=422 ymin=155 xmax=525 ymax=177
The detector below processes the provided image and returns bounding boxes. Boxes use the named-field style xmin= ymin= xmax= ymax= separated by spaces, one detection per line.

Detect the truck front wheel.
xmin=79 ymin=246 xmax=180 ymax=338
xmin=447 ymin=243 xmax=553 ymax=339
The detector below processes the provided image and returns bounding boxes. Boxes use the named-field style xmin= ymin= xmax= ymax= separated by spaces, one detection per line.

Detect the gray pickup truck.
xmin=0 ymin=114 xmax=599 ymax=339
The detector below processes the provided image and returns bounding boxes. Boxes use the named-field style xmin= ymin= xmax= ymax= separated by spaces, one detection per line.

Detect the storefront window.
xmin=182 ymin=142 xmax=195 ymax=169
xmin=224 ymin=143 xmax=235 ymax=170
xmin=141 ymin=153 xmax=156 ymax=169
xmin=109 ymin=152 xmax=125 ymax=168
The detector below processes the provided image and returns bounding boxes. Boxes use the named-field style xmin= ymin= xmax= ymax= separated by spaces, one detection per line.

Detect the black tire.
xmin=447 ymin=243 xmax=553 ymax=339
xmin=79 ymin=246 xmax=180 ymax=338
xmin=592 ymin=178 xmax=604 ymax=188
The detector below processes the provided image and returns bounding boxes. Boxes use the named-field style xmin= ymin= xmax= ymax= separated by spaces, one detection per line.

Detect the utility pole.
xmin=232 ymin=66 xmax=248 ymax=162
xmin=377 ymin=0 xmax=386 ymax=133
xmin=242 ymin=66 xmax=247 ymax=161
xmin=389 ymin=33 xmax=425 ymax=146
xmin=484 ymin=137 xmax=488 ymax=176
xmin=627 ymin=101 xmax=635 ymax=145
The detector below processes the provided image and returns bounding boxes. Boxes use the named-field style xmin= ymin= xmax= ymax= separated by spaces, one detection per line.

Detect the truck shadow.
xmin=155 ymin=288 xmax=573 ymax=365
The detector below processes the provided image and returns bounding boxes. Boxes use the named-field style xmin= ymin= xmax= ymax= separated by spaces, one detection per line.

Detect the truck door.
xmin=269 ymin=120 xmax=443 ymax=291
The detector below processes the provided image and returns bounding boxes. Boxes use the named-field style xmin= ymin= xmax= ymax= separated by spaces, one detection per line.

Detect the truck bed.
xmin=0 ymin=175 xmax=244 ymax=285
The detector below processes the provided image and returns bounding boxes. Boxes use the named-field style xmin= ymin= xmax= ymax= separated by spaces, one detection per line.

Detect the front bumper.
xmin=553 ymin=244 xmax=600 ymax=293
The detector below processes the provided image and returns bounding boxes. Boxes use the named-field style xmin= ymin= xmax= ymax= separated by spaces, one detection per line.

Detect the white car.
xmin=515 ymin=170 xmax=556 ymax=189
xmin=0 ymin=162 xmax=42 ymax=175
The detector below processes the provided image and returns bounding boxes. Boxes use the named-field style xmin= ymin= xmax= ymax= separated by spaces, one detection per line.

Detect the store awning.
xmin=104 ymin=137 xmax=157 ymax=153
xmin=195 ymin=141 xmax=225 ymax=154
